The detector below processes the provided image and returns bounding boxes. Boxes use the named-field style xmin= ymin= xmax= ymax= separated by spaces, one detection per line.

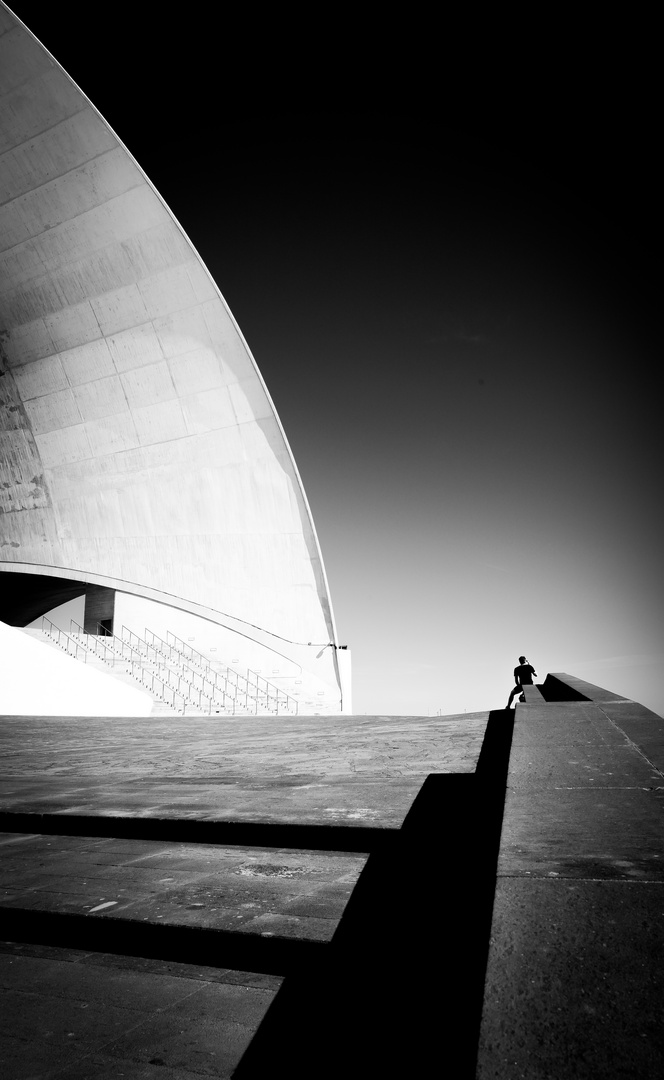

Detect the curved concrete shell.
xmin=0 ymin=4 xmax=348 ymax=711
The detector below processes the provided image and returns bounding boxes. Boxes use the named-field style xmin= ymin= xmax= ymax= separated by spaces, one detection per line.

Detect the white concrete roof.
xmin=0 ymin=5 xmax=339 ymax=685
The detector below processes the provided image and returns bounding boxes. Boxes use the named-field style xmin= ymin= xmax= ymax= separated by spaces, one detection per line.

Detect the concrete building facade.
xmin=0 ymin=4 xmax=349 ymax=714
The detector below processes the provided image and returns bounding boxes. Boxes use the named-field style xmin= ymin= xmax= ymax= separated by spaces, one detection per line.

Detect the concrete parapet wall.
xmin=541 ymin=670 xmax=630 ymax=703
xmin=477 ymin=674 xmax=664 ymax=1077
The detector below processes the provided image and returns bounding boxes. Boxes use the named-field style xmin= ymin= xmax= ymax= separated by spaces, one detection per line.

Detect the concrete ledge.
xmin=520 ymin=682 xmax=545 ymax=704
xmin=544 ymin=671 xmax=630 ymax=702
xmin=476 ymin=684 xmax=664 ymax=1077
xmin=0 ymin=940 xmax=282 ymax=1078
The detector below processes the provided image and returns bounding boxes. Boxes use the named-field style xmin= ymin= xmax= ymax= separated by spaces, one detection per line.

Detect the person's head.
xmin=518 ymin=655 xmax=526 ymax=663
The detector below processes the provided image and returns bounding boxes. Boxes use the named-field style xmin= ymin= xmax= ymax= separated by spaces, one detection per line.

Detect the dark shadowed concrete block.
xmin=83 ymin=585 xmax=115 ymax=634
xmin=545 ymin=671 xmax=630 ymax=703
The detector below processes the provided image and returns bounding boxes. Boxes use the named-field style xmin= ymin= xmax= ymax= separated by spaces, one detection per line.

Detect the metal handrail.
xmin=60 ymin=619 xmax=296 ymax=716
xmin=71 ymin=621 xmax=146 ymax=668
xmin=121 ymin=626 xmax=164 ymax=666
xmin=41 ymin=617 xmax=88 ymax=663
xmin=165 ymin=630 xmax=297 ymax=715
xmin=145 ymin=628 xmax=234 ymax=713
xmin=68 ymin=621 xmax=188 ymax=715
xmin=69 ymin=620 xmax=122 ymax=667
xmin=128 ymin=659 xmax=187 ymax=714
xmin=166 ymin=630 xmax=244 ymax=693
xmin=144 ymin=628 xmax=182 ymax=665
xmin=165 ymin=631 xmax=208 ymax=669
xmin=165 ymin=630 xmax=237 ymax=697
xmin=246 ymin=668 xmax=297 ymax=715
xmin=125 ymin=627 xmax=225 ymax=714
xmin=94 ymin=622 xmax=143 ymax=665
xmin=145 ymin=629 xmax=217 ymax=703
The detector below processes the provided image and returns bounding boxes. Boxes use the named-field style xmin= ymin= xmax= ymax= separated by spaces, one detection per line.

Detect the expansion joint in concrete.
xmin=596 ymin=704 xmax=664 ymax=779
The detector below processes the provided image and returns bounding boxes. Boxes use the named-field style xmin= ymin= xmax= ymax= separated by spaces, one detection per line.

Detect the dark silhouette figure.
xmin=507 ymin=655 xmax=537 ymax=708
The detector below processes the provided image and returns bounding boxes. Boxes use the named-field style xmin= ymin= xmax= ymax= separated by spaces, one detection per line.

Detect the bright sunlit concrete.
xmin=0 ymin=619 xmax=152 ymax=716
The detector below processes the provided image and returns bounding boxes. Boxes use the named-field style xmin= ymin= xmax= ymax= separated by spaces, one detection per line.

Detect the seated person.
xmin=508 ymin=656 xmax=537 ymax=708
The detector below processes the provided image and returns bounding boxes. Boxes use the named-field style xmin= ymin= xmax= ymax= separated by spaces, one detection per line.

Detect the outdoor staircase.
xmin=29 ymin=618 xmax=298 ymax=717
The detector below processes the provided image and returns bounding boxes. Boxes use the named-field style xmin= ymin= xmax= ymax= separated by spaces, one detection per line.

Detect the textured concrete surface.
xmin=476 ymin=686 xmax=664 ymax=1078
xmin=0 ymin=940 xmax=282 ymax=1079
xmin=0 ymin=712 xmax=487 ymax=826
xmin=479 ymin=879 xmax=664 ymax=1078
xmin=0 ymin=832 xmax=365 ymax=942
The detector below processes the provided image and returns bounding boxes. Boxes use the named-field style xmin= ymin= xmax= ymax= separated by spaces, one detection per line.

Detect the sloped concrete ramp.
xmin=0 ymin=619 xmax=152 ymax=716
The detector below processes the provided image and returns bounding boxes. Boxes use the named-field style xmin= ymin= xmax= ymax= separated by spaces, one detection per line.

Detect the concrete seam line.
xmin=596 ymin=705 xmax=664 ymax=780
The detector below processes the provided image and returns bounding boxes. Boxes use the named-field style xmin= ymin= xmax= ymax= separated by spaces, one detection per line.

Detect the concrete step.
xmin=0 ymin=940 xmax=281 ymax=1079
xmin=0 ymin=831 xmax=364 ymax=945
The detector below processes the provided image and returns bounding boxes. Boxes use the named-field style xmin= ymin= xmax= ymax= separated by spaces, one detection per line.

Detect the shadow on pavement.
xmin=232 ymin=708 xmax=514 ymax=1078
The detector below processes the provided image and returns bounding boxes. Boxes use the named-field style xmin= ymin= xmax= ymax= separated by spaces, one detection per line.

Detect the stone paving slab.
xmin=0 ymin=833 xmax=366 ymax=942
xmin=0 ymin=941 xmax=281 ymax=1080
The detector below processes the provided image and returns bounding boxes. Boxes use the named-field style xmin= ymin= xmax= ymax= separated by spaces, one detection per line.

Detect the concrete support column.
xmin=83 ymin=585 xmax=115 ymax=634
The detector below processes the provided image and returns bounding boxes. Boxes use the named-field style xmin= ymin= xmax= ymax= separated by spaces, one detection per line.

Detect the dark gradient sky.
xmin=9 ymin=5 xmax=662 ymax=715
